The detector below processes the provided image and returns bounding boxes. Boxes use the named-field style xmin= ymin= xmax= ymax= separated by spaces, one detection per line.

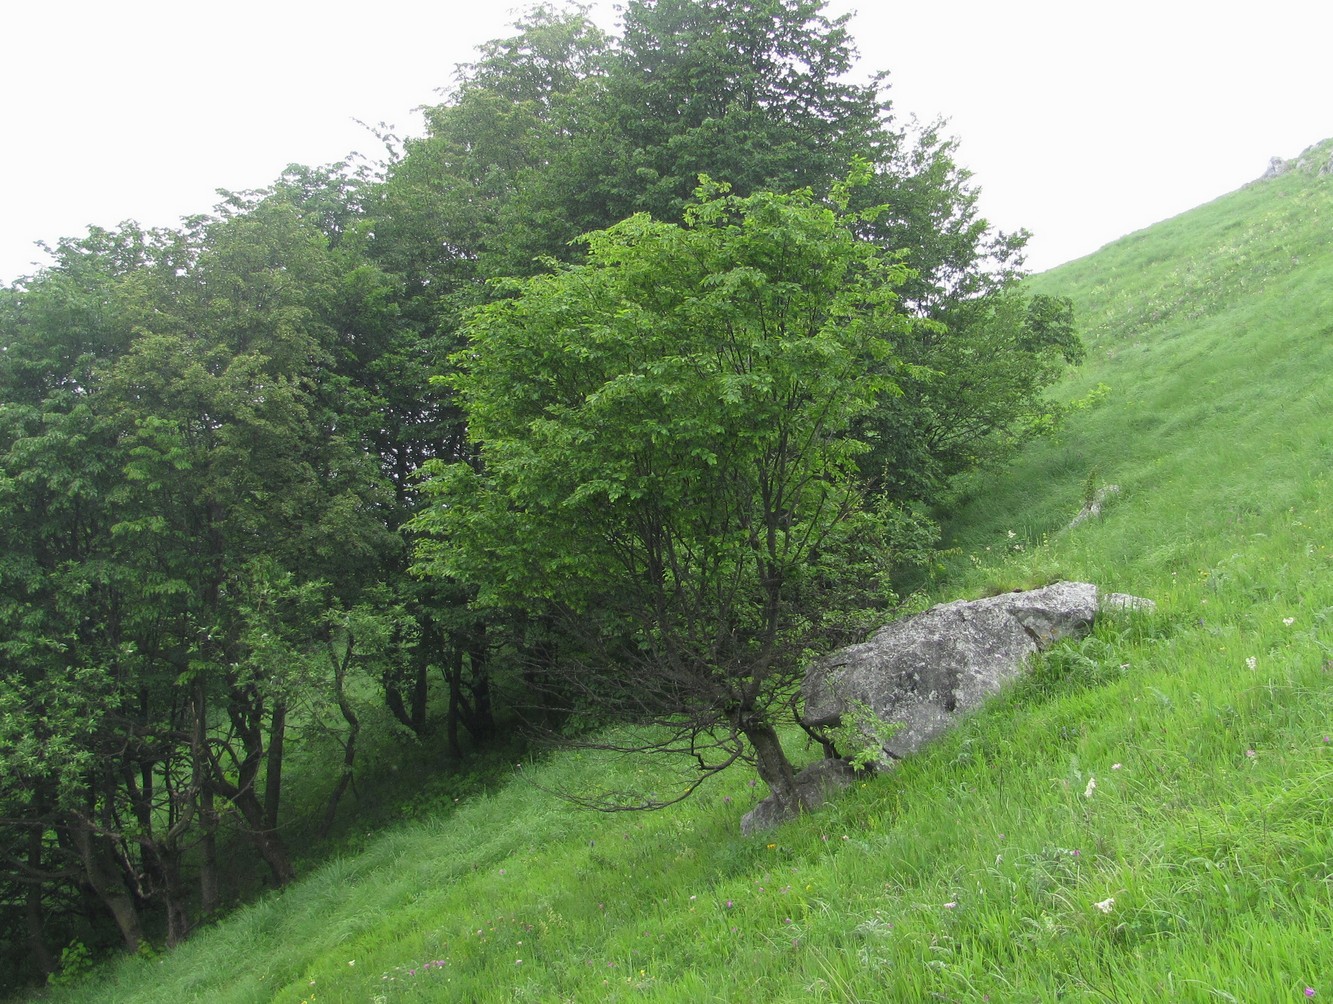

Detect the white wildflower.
xmin=1083 ymin=777 xmax=1097 ymax=798
xmin=1094 ymin=897 xmax=1115 ymax=914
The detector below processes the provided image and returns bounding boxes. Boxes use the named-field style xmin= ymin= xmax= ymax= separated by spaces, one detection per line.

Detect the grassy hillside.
xmin=34 ymin=145 xmax=1333 ymax=1003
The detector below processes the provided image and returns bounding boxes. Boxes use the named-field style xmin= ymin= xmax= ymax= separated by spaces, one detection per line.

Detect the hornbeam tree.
xmin=412 ymin=176 xmax=910 ymax=814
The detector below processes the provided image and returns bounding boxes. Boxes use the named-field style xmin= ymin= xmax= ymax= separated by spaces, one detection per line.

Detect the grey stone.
xmin=1100 ymin=592 xmax=1157 ymax=614
xmin=740 ymin=758 xmax=857 ymax=836
xmin=803 ymin=582 xmax=1126 ymax=762
xmin=1069 ymin=484 xmax=1120 ymax=527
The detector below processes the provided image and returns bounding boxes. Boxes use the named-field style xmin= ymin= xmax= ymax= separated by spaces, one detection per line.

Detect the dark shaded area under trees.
xmin=0 ymin=0 xmax=1078 ymax=991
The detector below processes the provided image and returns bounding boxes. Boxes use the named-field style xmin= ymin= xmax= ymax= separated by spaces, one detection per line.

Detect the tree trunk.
xmin=445 ymin=647 xmax=464 ymax=758
xmin=25 ymin=828 xmax=57 ymax=978
xmin=198 ymin=786 xmax=220 ymax=918
xmin=69 ymin=816 xmax=143 ymax=953
xmin=138 ymin=839 xmax=195 ymax=949
xmin=385 ymin=679 xmax=410 ymax=732
xmin=384 ymin=664 xmax=428 ymax=737
xmin=218 ymin=682 xmax=295 ymax=887
xmin=741 ymin=719 xmax=801 ymax=813
xmin=211 ymin=744 xmax=295 ymax=887
xmin=230 ymin=789 xmax=296 ymax=887
xmin=191 ymin=680 xmax=220 ymax=918
xmin=465 ymin=630 xmax=495 ymax=743
xmin=320 ymin=634 xmax=361 ymax=838
xmin=158 ymin=850 xmax=192 ymax=948
xmin=386 ymin=611 xmax=433 ymax=736
xmin=264 ymin=700 xmax=286 ymax=831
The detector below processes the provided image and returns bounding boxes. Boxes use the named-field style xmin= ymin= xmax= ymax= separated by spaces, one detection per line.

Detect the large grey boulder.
xmin=801 ymin=581 xmax=1151 ymax=762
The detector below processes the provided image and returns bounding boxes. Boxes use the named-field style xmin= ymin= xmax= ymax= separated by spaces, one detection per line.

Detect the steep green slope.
xmin=946 ymin=139 xmax=1333 ymax=579
xmin=35 ymin=146 xmax=1333 ymax=1003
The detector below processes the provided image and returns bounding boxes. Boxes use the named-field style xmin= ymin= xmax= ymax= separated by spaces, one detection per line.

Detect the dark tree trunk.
xmin=25 ymin=828 xmax=57 ymax=978
xmin=69 ymin=816 xmax=143 ymax=953
xmin=445 ymin=647 xmax=464 ymax=758
xmin=741 ymin=718 xmax=801 ymax=813
xmin=230 ymin=788 xmax=296 ymax=887
xmin=385 ymin=679 xmax=412 ymax=733
xmin=465 ymin=629 xmax=495 ymax=743
xmin=191 ymin=680 xmax=220 ymax=918
xmin=214 ymin=692 xmax=295 ymax=887
xmin=384 ymin=660 xmax=429 ymax=737
xmin=443 ymin=633 xmax=496 ymax=755
xmin=520 ymin=623 xmax=570 ymax=732
xmin=198 ymin=786 xmax=220 ymax=918
xmin=129 ymin=817 xmax=195 ymax=948
xmin=319 ymin=741 xmax=358 ymax=839
xmin=265 ymin=700 xmax=286 ymax=830
xmin=320 ymin=634 xmax=361 ymax=838
xmin=157 ymin=850 xmax=191 ymax=948
xmin=120 ymin=748 xmax=191 ymax=944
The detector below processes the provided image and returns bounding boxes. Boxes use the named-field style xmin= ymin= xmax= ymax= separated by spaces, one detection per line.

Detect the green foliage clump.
xmin=824 ymin=699 xmax=904 ymax=772
xmin=45 ymin=943 xmax=93 ymax=989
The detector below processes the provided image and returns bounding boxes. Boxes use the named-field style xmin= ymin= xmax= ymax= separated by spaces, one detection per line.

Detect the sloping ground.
xmin=38 ymin=147 xmax=1333 ymax=1003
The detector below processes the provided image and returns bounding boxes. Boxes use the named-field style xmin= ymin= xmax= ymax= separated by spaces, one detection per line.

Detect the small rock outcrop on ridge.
xmin=1261 ymin=156 xmax=1290 ymax=180
xmin=1257 ymin=138 xmax=1333 ymax=181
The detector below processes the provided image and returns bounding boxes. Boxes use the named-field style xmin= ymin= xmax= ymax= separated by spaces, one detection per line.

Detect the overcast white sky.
xmin=2 ymin=1 xmax=1330 ymax=285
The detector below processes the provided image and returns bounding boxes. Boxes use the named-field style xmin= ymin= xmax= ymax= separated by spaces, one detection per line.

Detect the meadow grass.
xmin=30 ymin=145 xmax=1333 ymax=1002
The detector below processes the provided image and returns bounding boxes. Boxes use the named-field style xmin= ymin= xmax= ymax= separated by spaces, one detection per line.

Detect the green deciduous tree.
xmin=862 ymin=291 xmax=1081 ymax=504
xmin=412 ymin=178 xmax=911 ymax=814
xmin=597 ymin=0 xmax=881 ymax=221
xmin=0 ymin=184 xmax=403 ymax=966
xmin=0 ymin=225 xmax=195 ymax=959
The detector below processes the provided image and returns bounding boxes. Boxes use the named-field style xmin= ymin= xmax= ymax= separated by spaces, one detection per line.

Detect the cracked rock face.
xmin=802 ymin=582 xmax=1121 ymax=761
